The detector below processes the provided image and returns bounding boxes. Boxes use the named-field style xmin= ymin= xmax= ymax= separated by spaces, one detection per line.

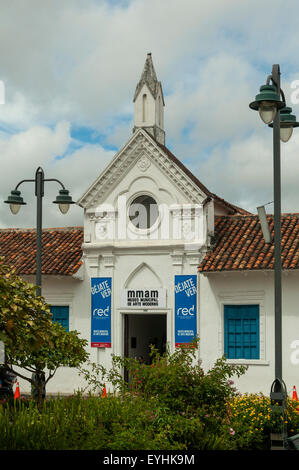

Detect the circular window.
xmin=129 ymin=195 xmax=159 ymax=229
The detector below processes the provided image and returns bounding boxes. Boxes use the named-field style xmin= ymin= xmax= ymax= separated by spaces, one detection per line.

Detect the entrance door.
xmin=123 ymin=314 xmax=166 ymax=382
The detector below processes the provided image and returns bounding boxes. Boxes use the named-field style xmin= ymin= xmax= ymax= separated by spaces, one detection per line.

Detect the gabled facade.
xmin=73 ymin=55 xmax=248 ymax=388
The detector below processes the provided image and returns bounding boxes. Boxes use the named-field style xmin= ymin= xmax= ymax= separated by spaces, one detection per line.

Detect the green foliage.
xmin=80 ymin=339 xmax=246 ymax=416
xmin=0 ymin=259 xmax=89 ymax=403
xmin=0 ymin=394 xmax=184 ymax=450
xmin=5 ymin=333 xmax=299 ymax=450
xmin=0 ymin=259 xmax=53 ymax=355
xmin=0 ymin=340 xmax=248 ymax=450
xmin=2 ymin=391 xmax=299 ymax=451
xmin=78 ymin=339 xmax=247 ymax=450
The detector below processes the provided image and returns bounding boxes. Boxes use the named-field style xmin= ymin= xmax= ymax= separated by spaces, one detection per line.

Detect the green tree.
xmin=0 ymin=259 xmax=89 ymax=406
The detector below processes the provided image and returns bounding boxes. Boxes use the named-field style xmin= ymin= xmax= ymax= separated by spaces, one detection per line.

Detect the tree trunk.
xmin=32 ymin=370 xmax=46 ymax=409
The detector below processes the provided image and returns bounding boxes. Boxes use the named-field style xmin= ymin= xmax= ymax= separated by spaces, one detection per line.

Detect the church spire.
xmin=133 ymin=53 xmax=165 ymax=145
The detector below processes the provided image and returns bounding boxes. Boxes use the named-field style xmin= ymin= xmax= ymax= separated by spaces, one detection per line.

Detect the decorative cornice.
xmin=78 ymin=130 xmax=207 ymax=209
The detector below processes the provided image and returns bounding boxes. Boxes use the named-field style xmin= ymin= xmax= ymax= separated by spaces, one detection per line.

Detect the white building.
xmin=1 ymin=54 xmax=298 ymax=396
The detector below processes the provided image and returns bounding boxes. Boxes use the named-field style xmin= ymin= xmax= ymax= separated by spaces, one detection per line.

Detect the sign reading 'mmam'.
xmin=121 ymin=288 xmax=166 ymax=308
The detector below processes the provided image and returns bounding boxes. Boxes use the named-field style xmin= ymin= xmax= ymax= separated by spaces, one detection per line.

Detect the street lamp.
xmin=4 ymin=167 xmax=75 ymax=297
xmin=269 ymin=106 xmax=299 ymax=143
xmin=250 ymin=64 xmax=299 ymax=450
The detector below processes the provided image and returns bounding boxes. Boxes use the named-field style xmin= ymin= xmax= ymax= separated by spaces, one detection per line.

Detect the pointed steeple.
xmin=133 ymin=53 xmax=165 ymax=145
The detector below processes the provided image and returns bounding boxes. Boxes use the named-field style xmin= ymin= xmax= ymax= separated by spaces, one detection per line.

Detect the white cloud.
xmin=0 ymin=0 xmax=299 ymax=226
xmin=194 ymin=131 xmax=299 ymax=214
xmin=165 ymin=54 xmax=261 ymax=157
xmin=0 ymin=122 xmax=114 ymax=228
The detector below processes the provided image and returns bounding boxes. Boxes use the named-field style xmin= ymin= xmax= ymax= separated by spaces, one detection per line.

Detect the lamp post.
xmin=250 ymin=65 xmax=299 ymax=449
xmin=4 ymin=167 xmax=75 ymax=297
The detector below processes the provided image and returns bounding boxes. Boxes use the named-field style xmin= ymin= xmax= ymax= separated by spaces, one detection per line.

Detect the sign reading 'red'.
xmin=175 ymin=275 xmax=197 ymax=347
xmin=120 ymin=288 xmax=167 ymax=308
xmin=91 ymin=277 xmax=112 ymax=348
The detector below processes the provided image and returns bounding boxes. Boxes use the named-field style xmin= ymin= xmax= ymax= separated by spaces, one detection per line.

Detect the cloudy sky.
xmin=0 ymin=0 xmax=299 ymax=228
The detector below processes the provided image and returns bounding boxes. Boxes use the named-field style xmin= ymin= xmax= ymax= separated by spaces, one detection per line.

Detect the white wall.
xmin=199 ymin=270 xmax=299 ymax=396
xmin=13 ymin=128 xmax=248 ymax=397
xmin=85 ymin=249 xmax=201 ymax=393
xmin=17 ymin=268 xmax=299 ymax=398
xmin=15 ymin=274 xmax=92 ymax=395
xmin=16 ymin=246 xmax=201 ymax=396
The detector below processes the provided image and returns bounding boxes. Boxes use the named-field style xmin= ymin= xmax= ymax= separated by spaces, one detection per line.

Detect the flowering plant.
xmin=227 ymin=394 xmax=299 ymax=449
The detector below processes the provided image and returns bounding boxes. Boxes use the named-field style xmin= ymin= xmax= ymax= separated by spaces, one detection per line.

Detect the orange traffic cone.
xmin=14 ymin=382 xmax=20 ymax=400
xmin=101 ymin=384 xmax=107 ymax=398
xmin=292 ymin=386 xmax=298 ymax=401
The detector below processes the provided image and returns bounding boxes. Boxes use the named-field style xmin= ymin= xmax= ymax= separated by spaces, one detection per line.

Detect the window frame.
xmin=218 ymin=291 xmax=269 ymax=366
xmin=224 ymin=304 xmax=260 ymax=360
xmin=44 ymin=293 xmax=74 ymax=332
xmin=127 ymin=191 xmax=161 ymax=235
xmin=50 ymin=305 xmax=70 ymax=332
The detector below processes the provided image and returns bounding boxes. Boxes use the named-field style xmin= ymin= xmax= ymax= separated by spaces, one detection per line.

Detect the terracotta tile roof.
xmin=156 ymin=141 xmax=251 ymax=216
xmin=0 ymin=227 xmax=83 ymax=275
xmin=198 ymin=214 xmax=299 ymax=272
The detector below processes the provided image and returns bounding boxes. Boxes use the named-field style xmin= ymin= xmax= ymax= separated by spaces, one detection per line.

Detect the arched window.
xmin=142 ymin=94 xmax=147 ymax=122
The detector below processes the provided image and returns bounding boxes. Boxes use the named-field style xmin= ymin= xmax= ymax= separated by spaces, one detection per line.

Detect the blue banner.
xmin=91 ymin=277 xmax=112 ymax=348
xmin=175 ymin=275 xmax=197 ymax=347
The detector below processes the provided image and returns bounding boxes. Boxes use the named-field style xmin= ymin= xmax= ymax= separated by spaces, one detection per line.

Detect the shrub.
xmin=81 ymin=339 xmax=246 ymax=413
xmin=0 ymin=341 xmax=251 ymax=450
xmin=0 ymin=394 xmax=185 ymax=450
xmin=78 ymin=339 xmax=248 ymax=450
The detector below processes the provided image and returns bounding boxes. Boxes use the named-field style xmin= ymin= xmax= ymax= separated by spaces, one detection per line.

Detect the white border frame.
xmin=120 ymin=310 xmax=171 ymax=363
xmin=44 ymin=293 xmax=74 ymax=331
xmin=127 ymin=191 xmax=161 ymax=236
xmin=218 ymin=290 xmax=269 ymax=366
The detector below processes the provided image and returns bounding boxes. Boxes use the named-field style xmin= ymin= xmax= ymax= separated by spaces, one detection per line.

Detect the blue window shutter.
xmin=224 ymin=305 xmax=259 ymax=359
xmin=50 ymin=306 xmax=69 ymax=331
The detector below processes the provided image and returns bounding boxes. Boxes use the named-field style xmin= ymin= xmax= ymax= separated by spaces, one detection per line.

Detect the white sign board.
xmin=0 ymin=341 xmax=4 ymax=364
xmin=121 ymin=288 xmax=167 ymax=308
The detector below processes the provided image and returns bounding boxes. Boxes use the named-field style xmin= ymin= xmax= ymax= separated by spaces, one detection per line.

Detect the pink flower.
xmin=229 ymin=428 xmax=235 ymax=436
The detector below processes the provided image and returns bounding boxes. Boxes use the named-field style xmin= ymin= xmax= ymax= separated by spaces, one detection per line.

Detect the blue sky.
xmin=0 ymin=0 xmax=299 ymax=228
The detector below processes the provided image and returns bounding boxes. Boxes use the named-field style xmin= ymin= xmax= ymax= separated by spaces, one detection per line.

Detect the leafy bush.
xmin=3 ymin=339 xmax=299 ymax=450
xmin=78 ymin=340 xmax=247 ymax=450
xmin=8 ymin=343 xmax=299 ymax=450
xmin=0 ymin=394 xmax=185 ymax=450
xmin=81 ymin=340 xmax=246 ymax=412
xmin=0 ymin=341 xmax=250 ymax=450
xmin=0 ymin=259 xmax=88 ymax=406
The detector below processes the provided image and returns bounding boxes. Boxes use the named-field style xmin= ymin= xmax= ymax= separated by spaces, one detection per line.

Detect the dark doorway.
xmin=123 ymin=314 xmax=166 ymax=382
